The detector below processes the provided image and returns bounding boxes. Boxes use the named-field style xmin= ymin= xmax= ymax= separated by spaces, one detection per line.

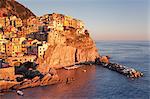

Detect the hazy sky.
xmin=17 ymin=0 xmax=149 ymax=41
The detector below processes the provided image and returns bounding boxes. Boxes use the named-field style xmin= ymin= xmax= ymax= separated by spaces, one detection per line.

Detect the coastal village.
xmin=0 ymin=13 xmax=85 ymax=62
xmin=0 ymin=1 xmax=101 ymax=92
xmin=0 ymin=13 xmax=87 ymax=80
xmin=0 ymin=0 xmax=143 ymax=93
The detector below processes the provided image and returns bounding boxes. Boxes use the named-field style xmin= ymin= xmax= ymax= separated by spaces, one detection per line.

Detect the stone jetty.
xmin=74 ymin=56 xmax=143 ymax=78
xmin=101 ymin=62 xmax=143 ymax=78
xmin=95 ymin=57 xmax=143 ymax=78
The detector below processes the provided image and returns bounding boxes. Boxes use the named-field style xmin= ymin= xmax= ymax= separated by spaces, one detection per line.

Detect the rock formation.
xmin=37 ymin=30 xmax=100 ymax=70
xmin=35 ymin=13 xmax=100 ymax=70
xmin=0 ymin=0 xmax=35 ymax=23
xmin=0 ymin=1 xmax=100 ymax=92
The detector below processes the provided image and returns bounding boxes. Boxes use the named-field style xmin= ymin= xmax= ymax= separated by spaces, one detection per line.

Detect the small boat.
xmin=64 ymin=65 xmax=79 ymax=70
xmin=16 ymin=90 xmax=24 ymax=96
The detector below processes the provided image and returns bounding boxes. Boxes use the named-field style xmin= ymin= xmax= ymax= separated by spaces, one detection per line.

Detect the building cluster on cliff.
xmin=0 ymin=13 xmax=88 ymax=69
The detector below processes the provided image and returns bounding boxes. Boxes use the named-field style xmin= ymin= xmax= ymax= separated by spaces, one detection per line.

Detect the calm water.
xmin=1 ymin=41 xmax=150 ymax=99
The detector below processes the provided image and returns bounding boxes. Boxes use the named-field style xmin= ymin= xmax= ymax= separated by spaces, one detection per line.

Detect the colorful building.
xmin=38 ymin=43 xmax=49 ymax=58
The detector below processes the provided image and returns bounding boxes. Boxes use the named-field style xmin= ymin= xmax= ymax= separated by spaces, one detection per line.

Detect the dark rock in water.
xmin=100 ymin=56 xmax=110 ymax=64
xmin=98 ymin=62 xmax=143 ymax=78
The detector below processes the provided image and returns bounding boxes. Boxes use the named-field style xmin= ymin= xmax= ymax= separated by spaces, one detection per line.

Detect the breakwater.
xmin=98 ymin=62 xmax=143 ymax=78
xmin=75 ymin=59 xmax=143 ymax=78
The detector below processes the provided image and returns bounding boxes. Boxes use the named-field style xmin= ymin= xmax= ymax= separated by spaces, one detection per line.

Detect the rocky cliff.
xmin=0 ymin=1 xmax=100 ymax=92
xmin=0 ymin=0 xmax=35 ymax=20
xmin=37 ymin=30 xmax=100 ymax=70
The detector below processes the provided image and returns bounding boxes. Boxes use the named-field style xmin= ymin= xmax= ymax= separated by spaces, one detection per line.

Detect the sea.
xmin=1 ymin=41 xmax=149 ymax=99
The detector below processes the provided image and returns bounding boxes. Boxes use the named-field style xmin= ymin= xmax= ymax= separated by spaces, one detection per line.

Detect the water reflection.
xmin=1 ymin=65 xmax=96 ymax=99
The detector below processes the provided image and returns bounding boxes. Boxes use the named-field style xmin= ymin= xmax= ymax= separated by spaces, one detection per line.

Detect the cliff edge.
xmin=36 ymin=14 xmax=100 ymax=71
xmin=43 ymin=33 xmax=99 ymax=68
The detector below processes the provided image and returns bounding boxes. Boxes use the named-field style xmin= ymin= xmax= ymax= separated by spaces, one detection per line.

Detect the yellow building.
xmin=11 ymin=38 xmax=23 ymax=55
xmin=13 ymin=44 xmax=21 ymax=52
xmin=12 ymin=38 xmax=20 ymax=43
xmin=12 ymin=37 xmax=26 ymax=44
xmin=0 ymin=24 xmax=2 ymax=29
xmin=5 ymin=17 xmax=10 ymax=27
xmin=0 ymin=43 xmax=5 ymax=53
xmin=5 ymin=42 xmax=22 ymax=57
xmin=10 ymin=16 xmax=17 ymax=27
xmin=6 ymin=42 xmax=12 ymax=56
xmin=0 ymin=33 xmax=3 ymax=40
xmin=71 ymin=19 xmax=77 ymax=29
xmin=64 ymin=16 xmax=70 ymax=27
xmin=38 ymin=43 xmax=49 ymax=58
xmin=0 ymin=17 xmax=10 ymax=27
xmin=0 ymin=38 xmax=7 ymax=54
xmin=55 ymin=20 xmax=64 ymax=31
xmin=15 ymin=18 xmax=23 ymax=28
xmin=19 ymin=37 xmax=26 ymax=44
xmin=0 ymin=16 xmax=22 ymax=28
xmin=12 ymin=43 xmax=23 ymax=57
xmin=0 ymin=17 xmax=5 ymax=27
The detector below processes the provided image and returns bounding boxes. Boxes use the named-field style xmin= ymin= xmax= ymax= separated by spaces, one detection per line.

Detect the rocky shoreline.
xmin=0 ymin=65 xmax=94 ymax=94
xmin=0 ymin=71 xmax=59 ymax=92
xmin=0 ymin=59 xmax=143 ymax=93
xmin=98 ymin=62 xmax=143 ymax=78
